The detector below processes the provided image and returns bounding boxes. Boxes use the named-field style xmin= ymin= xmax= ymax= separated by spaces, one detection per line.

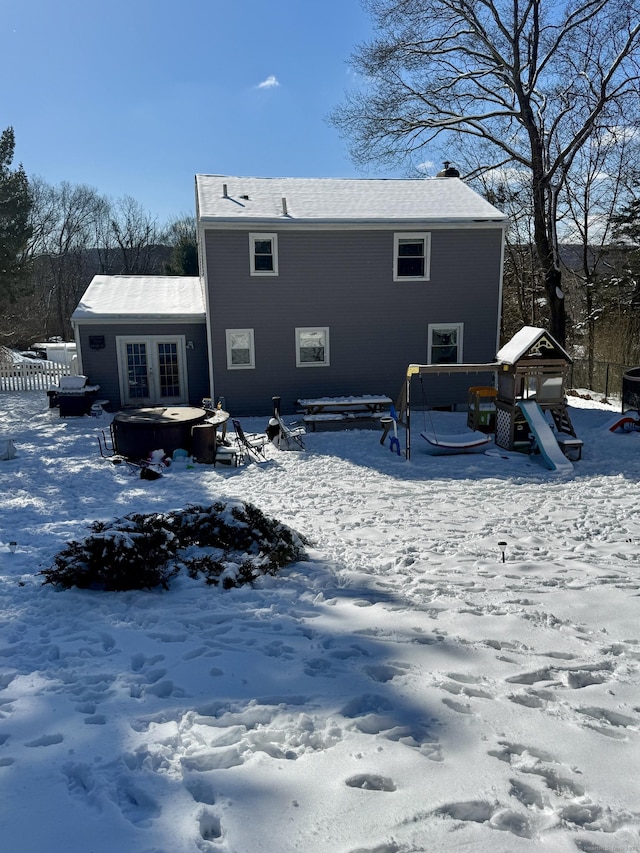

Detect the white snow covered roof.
xmin=196 ymin=175 xmax=506 ymax=225
xmin=71 ymin=276 xmax=205 ymax=322
xmin=496 ymin=326 xmax=571 ymax=364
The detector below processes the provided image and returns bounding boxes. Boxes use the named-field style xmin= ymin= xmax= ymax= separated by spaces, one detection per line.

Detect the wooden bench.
xmin=297 ymin=396 xmax=392 ymax=431
xmin=555 ymin=433 xmax=584 ymax=461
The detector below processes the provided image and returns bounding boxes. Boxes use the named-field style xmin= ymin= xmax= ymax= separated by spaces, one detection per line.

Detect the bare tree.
xmin=27 ymin=180 xmax=108 ymax=340
xmin=109 ymin=196 xmax=162 ymax=274
xmin=561 ymin=128 xmax=638 ymax=381
xmin=330 ymin=0 xmax=640 ymax=346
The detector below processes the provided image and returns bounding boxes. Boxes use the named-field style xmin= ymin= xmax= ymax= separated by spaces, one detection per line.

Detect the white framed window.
xmin=428 ymin=323 xmax=463 ymax=364
xmin=295 ymin=327 xmax=330 ymax=367
xmin=249 ymin=233 xmax=278 ymax=275
xmin=394 ymin=232 xmax=430 ymax=281
xmin=226 ymin=329 xmax=255 ymax=369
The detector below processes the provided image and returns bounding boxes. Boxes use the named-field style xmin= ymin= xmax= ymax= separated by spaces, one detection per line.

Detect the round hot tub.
xmin=622 ymin=367 xmax=640 ymax=413
xmin=112 ymin=407 xmax=208 ymax=460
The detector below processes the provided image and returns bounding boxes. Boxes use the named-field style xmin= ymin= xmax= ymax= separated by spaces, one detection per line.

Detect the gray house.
xmin=196 ymin=174 xmax=506 ymax=415
xmin=71 ymin=275 xmax=209 ymax=408
xmin=72 ymin=174 xmax=505 ymax=415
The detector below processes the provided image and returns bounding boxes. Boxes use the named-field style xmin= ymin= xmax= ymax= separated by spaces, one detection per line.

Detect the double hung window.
xmin=226 ymin=329 xmax=255 ymax=369
xmin=249 ymin=233 xmax=278 ymax=275
xmin=295 ymin=327 xmax=330 ymax=367
xmin=428 ymin=324 xmax=463 ymax=364
xmin=394 ymin=232 xmax=430 ymax=281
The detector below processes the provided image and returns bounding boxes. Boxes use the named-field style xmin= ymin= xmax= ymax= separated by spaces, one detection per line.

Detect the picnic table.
xmin=297 ymin=395 xmax=393 ymax=430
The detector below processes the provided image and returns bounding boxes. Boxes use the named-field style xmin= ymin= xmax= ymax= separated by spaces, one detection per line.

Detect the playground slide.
xmin=517 ymin=400 xmax=573 ymax=472
xmin=605 ymin=411 xmax=640 ymax=432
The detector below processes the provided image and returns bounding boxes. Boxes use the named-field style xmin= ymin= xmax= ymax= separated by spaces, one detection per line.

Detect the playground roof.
xmin=496 ymin=326 xmax=571 ymax=365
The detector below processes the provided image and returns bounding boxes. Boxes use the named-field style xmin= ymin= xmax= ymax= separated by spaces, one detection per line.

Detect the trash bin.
xmin=191 ymin=424 xmax=218 ymax=464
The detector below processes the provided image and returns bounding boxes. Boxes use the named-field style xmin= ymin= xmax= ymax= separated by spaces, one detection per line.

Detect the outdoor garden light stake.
xmin=498 ymin=541 xmax=507 ymax=563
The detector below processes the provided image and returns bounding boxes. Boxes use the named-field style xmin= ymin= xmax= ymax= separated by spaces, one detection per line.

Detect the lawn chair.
xmin=231 ymin=418 xmax=269 ymax=463
xmin=274 ymin=411 xmax=306 ymax=451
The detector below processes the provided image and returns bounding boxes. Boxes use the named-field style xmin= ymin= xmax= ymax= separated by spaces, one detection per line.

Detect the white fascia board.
xmin=73 ymin=315 xmax=206 ymax=325
xmin=198 ymin=218 xmax=506 ymax=230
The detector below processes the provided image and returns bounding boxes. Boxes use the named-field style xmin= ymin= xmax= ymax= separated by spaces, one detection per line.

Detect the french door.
xmin=117 ymin=336 xmax=188 ymax=406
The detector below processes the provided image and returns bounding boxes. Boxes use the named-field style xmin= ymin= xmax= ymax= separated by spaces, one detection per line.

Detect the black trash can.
xmin=191 ymin=424 xmax=217 ymax=464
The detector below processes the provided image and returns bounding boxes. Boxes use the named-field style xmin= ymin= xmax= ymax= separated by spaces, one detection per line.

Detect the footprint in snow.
xmin=345 ymin=774 xmax=396 ymax=792
xmin=24 ymin=732 xmax=63 ymax=747
xmin=441 ymin=697 xmax=474 ymax=715
xmin=198 ymin=808 xmax=223 ymax=843
xmin=434 ymin=800 xmax=532 ymax=839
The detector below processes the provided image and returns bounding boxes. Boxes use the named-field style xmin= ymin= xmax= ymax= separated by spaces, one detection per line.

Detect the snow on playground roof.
xmin=71 ymin=275 xmax=205 ymax=321
xmin=496 ymin=325 xmax=571 ymax=364
xmin=196 ymin=175 xmax=506 ymax=224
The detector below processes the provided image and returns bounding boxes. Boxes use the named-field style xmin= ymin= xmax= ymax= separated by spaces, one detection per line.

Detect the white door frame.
xmin=116 ymin=335 xmax=189 ymax=406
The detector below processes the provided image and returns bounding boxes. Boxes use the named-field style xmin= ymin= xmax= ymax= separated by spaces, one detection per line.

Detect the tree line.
xmin=0 ymin=126 xmax=197 ymax=349
xmin=3 ymin=0 xmax=640 ymax=381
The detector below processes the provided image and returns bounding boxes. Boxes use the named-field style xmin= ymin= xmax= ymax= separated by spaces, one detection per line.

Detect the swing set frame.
xmin=397 ymin=362 xmax=502 ymax=460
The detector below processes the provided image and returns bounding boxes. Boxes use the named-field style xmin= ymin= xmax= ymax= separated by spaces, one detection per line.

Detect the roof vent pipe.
xmin=282 ymin=197 xmax=288 ymax=215
xmin=222 ymin=183 xmax=228 ymax=197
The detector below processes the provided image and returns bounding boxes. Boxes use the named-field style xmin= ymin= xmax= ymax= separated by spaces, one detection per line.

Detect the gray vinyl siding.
xmin=76 ymin=321 xmax=209 ymax=409
xmin=205 ymin=227 xmax=503 ymax=416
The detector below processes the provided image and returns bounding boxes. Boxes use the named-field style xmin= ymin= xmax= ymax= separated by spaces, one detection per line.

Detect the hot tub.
xmin=622 ymin=367 xmax=640 ymax=413
xmin=111 ymin=407 xmax=208 ymax=460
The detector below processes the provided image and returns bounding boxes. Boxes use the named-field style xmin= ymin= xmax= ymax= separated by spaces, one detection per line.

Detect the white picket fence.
xmin=0 ymin=362 xmax=74 ymax=392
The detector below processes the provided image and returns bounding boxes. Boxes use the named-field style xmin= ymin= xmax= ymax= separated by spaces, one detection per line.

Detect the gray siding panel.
xmin=205 ymin=227 xmax=502 ymax=415
xmin=77 ymin=322 xmax=209 ymax=409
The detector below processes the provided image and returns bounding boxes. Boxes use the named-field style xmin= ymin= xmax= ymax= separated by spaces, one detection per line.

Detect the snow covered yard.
xmin=0 ymin=391 xmax=639 ymax=853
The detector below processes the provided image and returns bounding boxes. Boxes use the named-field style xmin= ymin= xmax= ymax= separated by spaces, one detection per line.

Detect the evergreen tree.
xmin=163 ymin=215 xmax=199 ymax=275
xmin=0 ymin=127 xmax=32 ymax=302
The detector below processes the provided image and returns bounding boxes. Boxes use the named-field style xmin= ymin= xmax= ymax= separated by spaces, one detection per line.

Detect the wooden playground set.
xmin=388 ymin=326 xmax=586 ymax=471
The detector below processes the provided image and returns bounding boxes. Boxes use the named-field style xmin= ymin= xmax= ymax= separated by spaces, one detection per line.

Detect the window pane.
xmin=157 ymin=342 xmax=180 ymax=397
xmin=398 ymin=239 xmax=424 ymax=257
xmin=299 ymin=330 xmax=325 ymax=363
xmin=126 ymin=343 xmax=149 ymax=398
xmin=253 ymin=238 xmax=273 ymax=271
xmin=431 ymin=328 xmax=458 ymax=363
xmin=230 ymin=331 xmax=250 ymax=350
xmin=397 ymin=256 xmax=425 ymax=276
xmin=229 ymin=330 xmax=253 ymax=366
xmin=254 ymin=239 xmax=272 ymax=255
xmin=231 ymin=348 xmax=251 ymax=365
xmin=397 ymin=239 xmax=425 ymax=277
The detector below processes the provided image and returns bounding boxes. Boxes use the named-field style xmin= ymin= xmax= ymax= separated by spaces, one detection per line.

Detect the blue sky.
xmin=2 ymin=0 xmax=412 ymax=223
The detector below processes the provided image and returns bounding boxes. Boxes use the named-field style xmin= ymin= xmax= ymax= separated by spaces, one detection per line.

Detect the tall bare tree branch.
xmin=330 ymin=0 xmax=640 ymax=344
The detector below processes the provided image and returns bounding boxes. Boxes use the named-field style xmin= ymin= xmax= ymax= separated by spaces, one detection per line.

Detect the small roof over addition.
xmin=196 ymin=175 xmax=506 ymax=225
xmin=71 ymin=276 xmax=205 ymax=322
xmin=496 ymin=326 xmax=571 ymax=365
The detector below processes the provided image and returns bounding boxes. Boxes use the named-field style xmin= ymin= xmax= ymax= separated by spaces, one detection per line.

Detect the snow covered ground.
xmin=1 ymin=391 xmax=639 ymax=853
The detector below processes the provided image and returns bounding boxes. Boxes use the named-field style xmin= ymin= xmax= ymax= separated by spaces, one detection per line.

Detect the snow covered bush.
xmin=41 ymin=500 xmax=306 ymax=591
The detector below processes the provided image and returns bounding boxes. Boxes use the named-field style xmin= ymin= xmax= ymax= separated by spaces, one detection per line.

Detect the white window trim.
xmin=295 ymin=327 xmax=330 ymax=368
xmin=249 ymin=232 xmax=279 ymax=276
xmin=427 ymin=323 xmax=464 ymax=364
xmin=393 ymin=232 xmax=431 ymax=282
xmin=225 ymin=328 xmax=255 ymax=369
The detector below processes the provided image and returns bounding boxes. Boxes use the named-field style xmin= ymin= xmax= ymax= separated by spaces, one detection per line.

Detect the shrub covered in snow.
xmin=42 ymin=500 xmax=307 ymax=591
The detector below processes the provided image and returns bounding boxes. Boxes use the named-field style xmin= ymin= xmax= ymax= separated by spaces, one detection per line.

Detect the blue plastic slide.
xmin=517 ymin=400 xmax=573 ymax=472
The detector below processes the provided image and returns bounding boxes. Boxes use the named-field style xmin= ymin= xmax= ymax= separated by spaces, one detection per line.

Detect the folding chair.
xmin=231 ymin=418 xmax=269 ymax=462
xmin=274 ymin=411 xmax=306 ymax=451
